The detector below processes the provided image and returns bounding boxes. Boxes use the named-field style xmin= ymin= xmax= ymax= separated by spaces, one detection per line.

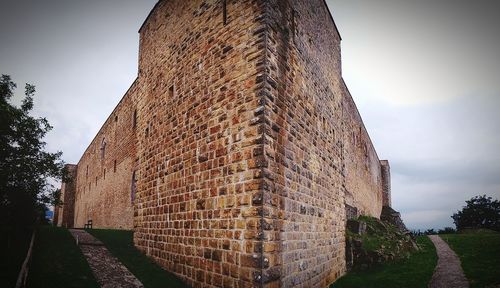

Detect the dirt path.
xmin=428 ymin=235 xmax=469 ymax=288
xmin=69 ymin=229 xmax=143 ymax=288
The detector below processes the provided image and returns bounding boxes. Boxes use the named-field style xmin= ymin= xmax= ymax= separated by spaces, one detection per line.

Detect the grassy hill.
xmin=333 ymin=236 xmax=437 ymax=288
xmin=441 ymin=230 xmax=500 ymax=288
xmin=334 ymin=229 xmax=500 ymax=288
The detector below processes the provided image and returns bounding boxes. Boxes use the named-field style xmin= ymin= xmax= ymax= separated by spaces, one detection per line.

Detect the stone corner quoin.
xmin=54 ymin=0 xmax=392 ymax=287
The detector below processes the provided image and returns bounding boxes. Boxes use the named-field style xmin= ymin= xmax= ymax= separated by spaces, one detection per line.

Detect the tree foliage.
xmin=437 ymin=227 xmax=456 ymax=234
xmin=452 ymin=195 xmax=500 ymax=232
xmin=0 ymin=75 xmax=64 ymax=228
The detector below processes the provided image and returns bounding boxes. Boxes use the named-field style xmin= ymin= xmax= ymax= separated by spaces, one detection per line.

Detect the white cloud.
xmin=328 ymin=0 xmax=500 ymax=230
xmin=402 ymin=210 xmax=452 ymax=231
xmin=330 ymin=0 xmax=500 ymax=107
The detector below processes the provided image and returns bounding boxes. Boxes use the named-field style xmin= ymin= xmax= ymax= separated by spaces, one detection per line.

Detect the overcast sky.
xmin=1 ymin=0 xmax=499 ymax=231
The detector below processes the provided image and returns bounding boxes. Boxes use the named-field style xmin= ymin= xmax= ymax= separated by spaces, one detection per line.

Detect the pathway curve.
xmin=428 ymin=235 xmax=469 ymax=288
xmin=69 ymin=229 xmax=143 ymax=288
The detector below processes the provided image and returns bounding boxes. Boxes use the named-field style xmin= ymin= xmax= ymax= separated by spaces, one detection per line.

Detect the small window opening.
xmin=86 ymin=165 xmax=89 ymax=178
xmin=100 ymin=138 xmax=106 ymax=160
xmin=168 ymin=85 xmax=174 ymax=98
xmin=104 ymin=169 xmax=106 ymax=180
xmin=115 ymin=115 xmax=118 ymax=122
xmin=131 ymin=171 xmax=137 ymax=204
xmin=358 ymin=127 xmax=362 ymax=147
xmin=114 ymin=160 xmax=117 ymax=172
xmin=95 ymin=176 xmax=97 ymax=186
xmin=133 ymin=109 xmax=137 ymax=128
xmin=222 ymin=0 xmax=227 ymax=25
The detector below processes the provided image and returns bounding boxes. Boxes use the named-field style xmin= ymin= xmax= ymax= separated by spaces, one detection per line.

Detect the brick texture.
xmin=380 ymin=160 xmax=391 ymax=207
xmin=134 ymin=2 xmax=266 ymax=286
xmin=73 ymin=81 xmax=138 ymax=229
xmin=59 ymin=1 xmax=391 ymax=287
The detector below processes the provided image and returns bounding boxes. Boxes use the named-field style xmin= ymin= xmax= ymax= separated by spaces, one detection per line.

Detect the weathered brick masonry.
xmin=57 ymin=81 xmax=139 ymax=229
xmin=58 ymin=0 xmax=391 ymax=287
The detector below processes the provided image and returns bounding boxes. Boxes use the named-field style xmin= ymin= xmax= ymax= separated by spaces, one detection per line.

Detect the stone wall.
xmin=62 ymin=0 xmax=391 ymax=287
xmin=261 ymin=1 xmax=351 ymax=286
xmin=133 ymin=1 xmax=387 ymax=286
xmin=133 ymin=1 xmax=266 ymax=287
xmin=72 ymin=81 xmax=138 ymax=229
xmin=342 ymin=82 xmax=384 ymax=218
xmin=380 ymin=160 xmax=391 ymax=207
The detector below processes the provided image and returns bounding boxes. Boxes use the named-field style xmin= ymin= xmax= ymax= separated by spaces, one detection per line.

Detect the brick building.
xmin=55 ymin=1 xmax=392 ymax=287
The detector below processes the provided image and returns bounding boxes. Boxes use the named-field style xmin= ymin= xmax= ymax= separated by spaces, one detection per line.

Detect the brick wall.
xmin=133 ymin=0 xmax=386 ymax=286
xmin=262 ymin=1 xmax=346 ymax=286
xmin=72 ymin=81 xmax=138 ymax=229
xmin=239 ymin=0 xmax=386 ymax=286
xmin=133 ymin=1 xmax=266 ymax=287
xmin=380 ymin=160 xmax=391 ymax=207
xmin=63 ymin=0 xmax=390 ymax=287
xmin=342 ymin=81 xmax=384 ymax=218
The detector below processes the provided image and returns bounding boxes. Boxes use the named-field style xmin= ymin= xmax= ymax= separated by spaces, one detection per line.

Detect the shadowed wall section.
xmin=54 ymin=164 xmax=77 ymax=228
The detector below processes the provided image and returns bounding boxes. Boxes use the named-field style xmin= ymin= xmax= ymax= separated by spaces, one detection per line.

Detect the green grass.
xmin=87 ymin=229 xmax=187 ymax=288
xmin=0 ymin=226 xmax=33 ymax=287
xmin=354 ymin=216 xmax=399 ymax=252
xmin=346 ymin=215 xmax=417 ymax=269
xmin=441 ymin=231 xmax=500 ymax=288
xmin=332 ymin=236 xmax=437 ymax=288
xmin=27 ymin=226 xmax=99 ymax=288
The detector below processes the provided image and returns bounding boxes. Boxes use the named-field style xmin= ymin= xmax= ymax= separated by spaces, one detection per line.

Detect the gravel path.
xmin=69 ymin=229 xmax=143 ymax=288
xmin=428 ymin=235 xmax=469 ymax=288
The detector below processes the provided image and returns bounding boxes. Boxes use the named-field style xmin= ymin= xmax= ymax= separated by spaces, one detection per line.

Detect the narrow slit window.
xmin=100 ymin=138 xmax=106 ymax=160
xmin=358 ymin=127 xmax=362 ymax=147
xmin=131 ymin=171 xmax=137 ymax=204
xmin=222 ymin=0 xmax=227 ymax=25
xmin=133 ymin=109 xmax=137 ymax=128
xmin=168 ymin=85 xmax=174 ymax=98
xmin=114 ymin=160 xmax=117 ymax=172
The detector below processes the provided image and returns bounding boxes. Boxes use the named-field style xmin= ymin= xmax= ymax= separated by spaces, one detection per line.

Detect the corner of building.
xmin=380 ymin=160 xmax=391 ymax=207
xmin=55 ymin=163 xmax=78 ymax=228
